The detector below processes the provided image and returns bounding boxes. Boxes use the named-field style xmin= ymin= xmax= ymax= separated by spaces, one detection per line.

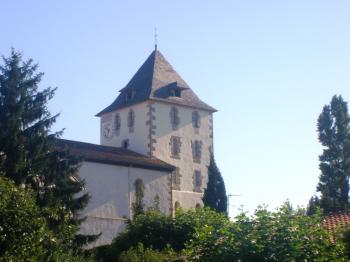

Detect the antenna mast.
xmin=154 ymin=27 xmax=158 ymax=50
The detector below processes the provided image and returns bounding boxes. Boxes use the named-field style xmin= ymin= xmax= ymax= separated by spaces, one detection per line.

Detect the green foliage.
xmin=132 ymin=178 xmax=145 ymax=217
xmin=316 ymin=95 xmax=350 ymax=214
xmin=151 ymin=194 xmax=160 ymax=212
xmin=105 ymin=210 xmax=194 ymax=261
xmin=0 ymin=174 xmax=48 ymax=261
xmin=119 ymin=243 xmax=172 ymax=262
xmin=182 ymin=203 xmax=347 ymax=261
xmin=0 ymin=49 xmax=91 ymax=246
xmin=342 ymin=227 xmax=350 ymax=259
xmin=103 ymin=205 xmax=347 ymax=261
xmin=202 ymin=154 xmax=227 ymax=214
xmin=306 ymin=195 xmax=321 ymax=215
xmin=105 ymin=208 xmax=233 ymax=261
xmin=0 ymin=175 xmax=91 ymax=262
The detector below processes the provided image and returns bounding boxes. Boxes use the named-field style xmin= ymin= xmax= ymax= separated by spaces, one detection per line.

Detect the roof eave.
xmin=149 ymin=97 xmax=218 ymax=113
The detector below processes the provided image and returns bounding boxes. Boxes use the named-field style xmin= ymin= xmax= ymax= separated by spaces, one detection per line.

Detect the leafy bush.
xmin=103 ymin=204 xmax=348 ymax=261
xmin=119 ymin=243 xmax=172 ymax=262
xmin=182 ymin=203 xmax=347 ymax=261
xmin=0 ymin=175 xmax=90 ymax=262
xmin=0 ymin=175 xmax=49 ymax=261
xmin=103 ymin=208 xmax=233 ymax=261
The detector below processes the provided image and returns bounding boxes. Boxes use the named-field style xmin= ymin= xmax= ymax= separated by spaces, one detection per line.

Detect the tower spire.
xmin=154 ymin=27 xmax=158 ymax=50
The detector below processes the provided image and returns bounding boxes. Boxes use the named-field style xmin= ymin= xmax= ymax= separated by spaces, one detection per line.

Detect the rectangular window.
xmin=194 ymin=170 xmax=202 ymax=187
xmin=170 ymin=136 xmax=181 ymax=159
xmin=192 ymin=140 xmax=202 ymax=163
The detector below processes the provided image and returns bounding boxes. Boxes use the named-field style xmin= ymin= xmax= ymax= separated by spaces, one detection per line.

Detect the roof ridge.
xmin=149 ymin=50 xmax=157 ymax=97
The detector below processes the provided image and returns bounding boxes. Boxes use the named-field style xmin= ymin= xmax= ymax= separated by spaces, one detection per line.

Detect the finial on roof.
xmin=154 ymin=27 xmax=158 ymax=50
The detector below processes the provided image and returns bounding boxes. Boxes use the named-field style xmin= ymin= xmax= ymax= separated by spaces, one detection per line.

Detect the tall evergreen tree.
xmin=203 ymin=153 xmax=227 ymax=214
xmin=316 ymin=95 xmax=350 ymax=214
xmin=132 ymin=178 xmax=145 ymax=217
xmin=306 ymin=195 xmax=321 ymax=216
xmin=0 ymin=49 xmax=91 ymax=246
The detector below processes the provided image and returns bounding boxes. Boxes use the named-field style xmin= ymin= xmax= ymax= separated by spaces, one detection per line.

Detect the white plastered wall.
xmin=100 ymin=102 xmax=149 ymax=155
xmin=77 ymin=161 xmax=171 ymax=248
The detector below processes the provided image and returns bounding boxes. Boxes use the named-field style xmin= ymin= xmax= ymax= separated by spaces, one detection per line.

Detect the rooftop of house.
xmin=323 ymin=211 xmax=350 ymax=242
xmin=55 ymin=138 xmax=175 ymax=172
xmin=96 ymin=49 xmax=216 ymax=116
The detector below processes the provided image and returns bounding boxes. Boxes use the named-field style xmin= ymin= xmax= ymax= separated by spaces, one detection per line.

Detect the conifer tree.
xmin=132 ymin=178 xmax=145 ymax=217
xmin=306 ymin=195 xmax=321 ymax=216
xmin=316 ymin=95 xmax=350 ymax=214
xmin=203 ymin=154 xmax=227 ymax=214
xmin=0 ymin=49 xmax=91 ymax=246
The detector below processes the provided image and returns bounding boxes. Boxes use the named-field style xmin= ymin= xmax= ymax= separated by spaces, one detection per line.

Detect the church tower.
xmin=96 ymin=49 xmax=216 ymax=210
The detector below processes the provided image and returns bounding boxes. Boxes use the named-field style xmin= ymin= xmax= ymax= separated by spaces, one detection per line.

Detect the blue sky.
xmin=1 ymin=0 xmax=350 ymax=216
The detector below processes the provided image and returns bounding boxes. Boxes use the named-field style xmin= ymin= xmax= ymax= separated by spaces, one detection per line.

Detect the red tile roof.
xmin=55 ymin=139 xmax=175 ymax=172
xmin=323 ymin=211 xmax=350 ymax=242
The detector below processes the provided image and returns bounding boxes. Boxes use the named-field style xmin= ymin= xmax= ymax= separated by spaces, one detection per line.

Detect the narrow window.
xmin=122 ymin=139 xmax=129 ymax=149
xmin=192 ymin=111 xmax=200 ymax=128
xmin=194 ymin=170 xmax=202 ymax=188
xmin=114 ymin=113 xmax=121 ymax=135
xmin=169 ymin=107 xmax=179 ymax=130
xmin=127 ymin=109 xmax=135 ymax=133
xmin=172 ymin=168 xmax=181 ymax=185
xmin=170 ymin=136 xmax=181 ymax=159
xmin=192 ymin=140 xmax=202 ymax=163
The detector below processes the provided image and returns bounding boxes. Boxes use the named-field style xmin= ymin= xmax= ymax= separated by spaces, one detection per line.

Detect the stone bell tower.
xmin=96 ymin=48 xmax=216 ymax=210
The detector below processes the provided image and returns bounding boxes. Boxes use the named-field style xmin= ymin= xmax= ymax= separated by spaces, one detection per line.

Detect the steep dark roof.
xmin=55 ymin=139 xmax=175 ymax=172
xmin=96 ymin=49 xmax=216 ymax=116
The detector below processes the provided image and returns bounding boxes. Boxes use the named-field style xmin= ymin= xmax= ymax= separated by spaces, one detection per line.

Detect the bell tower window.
xmin=114 ymin=113 xmax=121 ymax=135
xmin=170 ymin=107 xmax=179 ymax=130
xmin=192 ymin=140 xmax=202 ymax=163
xmin=193 ymin=170 xmax=202 ymax=192
xmin=170 ymin=136 xmax=181 ymax=159
xmin=127 ymin=109 xmax=135 ymax=133
xmin=192 ymin=111 xmax=200 ymax=128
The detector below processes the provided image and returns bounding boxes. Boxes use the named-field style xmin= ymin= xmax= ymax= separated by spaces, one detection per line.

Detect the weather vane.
xmin=154 ymin=27 xmax=158 ymax=50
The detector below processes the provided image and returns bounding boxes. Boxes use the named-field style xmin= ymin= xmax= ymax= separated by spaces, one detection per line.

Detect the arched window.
xmin=114 ymin=113 xmax=121 ymax=134
xmin=127 ymin=109 xmax=135 ymax=133
xmin=196 ymin=203 xmax=201 ymax=209
xmin=175 ymin=201 xmax=181 ymax=210
xmin=192 ymin=111 xmax=200 ymax=128
xmin=169 ymin=107 xmax=179 ymax=130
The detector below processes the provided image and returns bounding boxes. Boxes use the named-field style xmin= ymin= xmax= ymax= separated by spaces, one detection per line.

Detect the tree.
xmin=0 ymin=49 xmax=91 ymax=246
xmin=203 ymin=153 xmax=227 ymax=214
xmin=0 ymin=174 xmax=91 ymax=262
xmin=103 ymin=208 xmax=226 ymax=261
xmin=119 ymin=243 xmax=172 ymax=262
xmin=306 ymin=195 xmax=321 ymax=216
xmin=182 ymin=203 xmax=347 ymax=262
xmin=132 ymin=178 xmax=145 ymax=217
xmin=316 ymin=95 xmax=350 ymax=214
